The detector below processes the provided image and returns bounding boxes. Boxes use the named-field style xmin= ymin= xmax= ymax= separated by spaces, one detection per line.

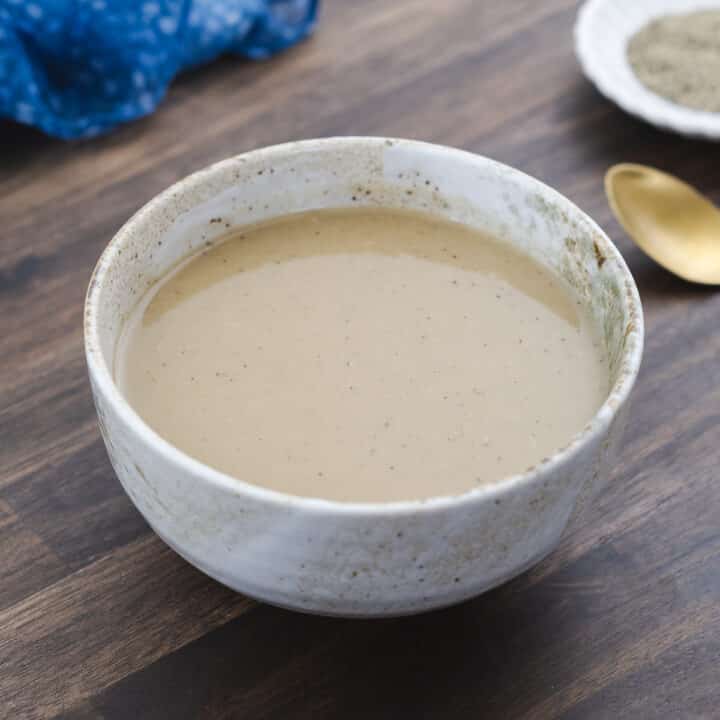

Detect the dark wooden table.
xmin=2 ymin=1 xmax=719 ymax=717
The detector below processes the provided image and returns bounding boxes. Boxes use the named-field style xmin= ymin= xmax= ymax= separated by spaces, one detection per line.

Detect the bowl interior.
xmin=86 ymin=138 xmax=642 ymax=439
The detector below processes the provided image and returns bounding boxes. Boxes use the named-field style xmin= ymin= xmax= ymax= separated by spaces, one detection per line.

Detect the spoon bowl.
xmin=605 ymin=163 xmax=720 ymax=285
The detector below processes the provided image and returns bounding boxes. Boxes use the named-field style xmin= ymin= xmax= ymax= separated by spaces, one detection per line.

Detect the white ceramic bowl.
xmin=84 ymin=137 xmax=643 ymax=617
xmin=575 ymin=0 xmax=720 ymax=140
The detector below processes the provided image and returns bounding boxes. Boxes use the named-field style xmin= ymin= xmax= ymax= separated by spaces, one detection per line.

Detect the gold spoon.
xmin=605 ymin=163 xmax=720 ymax=285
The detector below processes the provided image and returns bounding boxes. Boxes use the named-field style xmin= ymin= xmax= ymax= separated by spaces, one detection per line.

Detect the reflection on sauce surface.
xmin=117 ymin=209 xmax=608 ymax=502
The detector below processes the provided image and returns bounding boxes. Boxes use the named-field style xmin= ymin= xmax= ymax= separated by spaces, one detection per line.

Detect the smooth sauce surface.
xmin=117 ymin=209 xmax=608 ymax=502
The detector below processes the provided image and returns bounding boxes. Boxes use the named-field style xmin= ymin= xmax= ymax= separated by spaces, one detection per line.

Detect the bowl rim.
xmin=574 ymin=0 xmax=720 ymax=140
xmin=84 ymin=136 xmax=644 ymax=516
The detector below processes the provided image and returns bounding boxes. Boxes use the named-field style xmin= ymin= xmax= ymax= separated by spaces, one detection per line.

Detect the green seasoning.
xmin=628 ymin=10 xmax=720 ymax=113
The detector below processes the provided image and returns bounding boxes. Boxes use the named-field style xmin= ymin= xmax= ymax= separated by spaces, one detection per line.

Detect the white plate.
xmin=575 ymin=0 xmax=720 ymax=140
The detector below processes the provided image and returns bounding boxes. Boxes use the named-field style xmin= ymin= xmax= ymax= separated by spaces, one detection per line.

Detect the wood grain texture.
xmin=1 ymin=0 xmax=719 ymax=717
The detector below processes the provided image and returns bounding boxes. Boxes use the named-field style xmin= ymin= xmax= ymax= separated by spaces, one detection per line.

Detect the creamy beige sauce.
xmin=117 ymin=208 xmax=608 ymax=502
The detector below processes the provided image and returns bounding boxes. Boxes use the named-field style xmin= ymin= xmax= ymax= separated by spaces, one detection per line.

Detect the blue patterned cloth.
xmin=0 ymin=0 xmax=317 ymax=139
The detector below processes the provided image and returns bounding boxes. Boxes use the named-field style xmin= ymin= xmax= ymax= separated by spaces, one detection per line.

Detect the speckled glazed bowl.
xmin=85 ymin=138 xmax=643 ymax=617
